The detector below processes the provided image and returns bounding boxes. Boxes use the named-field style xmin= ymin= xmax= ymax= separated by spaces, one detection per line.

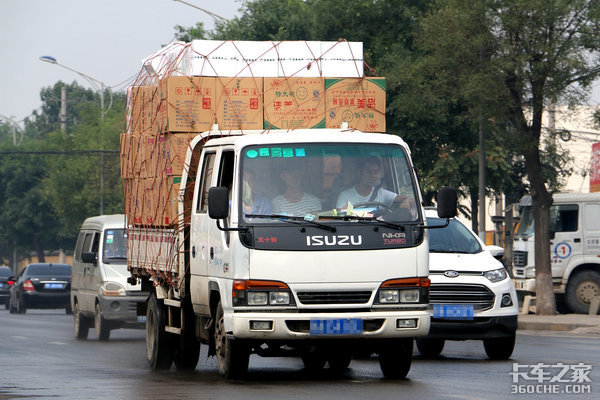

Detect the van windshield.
xmin=102 ymin=229 xmax=127 ymax=263
xmin=240 ymin=143 xmax=420 ymax=224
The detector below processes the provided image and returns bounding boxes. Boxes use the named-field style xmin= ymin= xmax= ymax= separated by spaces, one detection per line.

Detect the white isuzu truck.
xmin=512 ymin=192 xmax=600 ymax=313
xmin=126 ymin=128 xmax=456 ymax=378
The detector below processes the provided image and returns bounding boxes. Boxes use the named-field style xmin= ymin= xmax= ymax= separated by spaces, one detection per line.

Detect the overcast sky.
xmin=2 ymin=0 xmax=600 ymax=130
xmin=0 ymin=0 xmax=241 ymax=127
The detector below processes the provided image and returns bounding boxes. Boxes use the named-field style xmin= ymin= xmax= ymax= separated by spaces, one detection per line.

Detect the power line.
xmin=0 ymin=150 xmax=119 ymax=155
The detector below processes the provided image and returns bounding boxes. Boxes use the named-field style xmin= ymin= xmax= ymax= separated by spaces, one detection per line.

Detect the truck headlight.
xmin=525 ymin=267 xmax=536 ymax=278
xmin=484 ymin=268 xmax=508 ymax=283
xmin=379 ymin=289 xmax=400 ymax=303
xmin=247 ymin=291 xmax=268 ymax=305
xmin=399 ymin=289 xmax=420 ymax=303
xmin=376 ymin=278 xmax=430 ymax=305
xmin=232 ymin=280 xmax=295 ymax=307
xmin=100 ymin=281 xmax=126 ymax=296
xmin=269 ymin=291 xmax=290 ymax=305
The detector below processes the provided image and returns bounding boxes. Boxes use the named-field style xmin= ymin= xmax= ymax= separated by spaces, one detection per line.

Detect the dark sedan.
xmin=9 ymin=263 xmax=72 ymax=314
xmin=0 ymin=266 xmax=15 ymax=309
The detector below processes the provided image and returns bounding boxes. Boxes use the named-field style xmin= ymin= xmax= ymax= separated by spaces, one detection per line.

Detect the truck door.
xmin=208 ymin=149 xmax=235 ymax=283
xmin=550 ymin=203 xmax=582 ymax=279
xmin=190 ymin=151 xmax=217 ymax=313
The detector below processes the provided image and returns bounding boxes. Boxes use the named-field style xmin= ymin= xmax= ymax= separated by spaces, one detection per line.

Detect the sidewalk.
xmin=518 ymin=313 xmax=600 ymax=335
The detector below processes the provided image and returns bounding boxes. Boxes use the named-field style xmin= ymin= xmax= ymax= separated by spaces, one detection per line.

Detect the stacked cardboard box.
xmin=121 ymin=41 xmax=387 ymax=228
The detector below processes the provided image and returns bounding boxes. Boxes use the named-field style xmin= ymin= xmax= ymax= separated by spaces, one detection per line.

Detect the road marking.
xmin=11 ymin=336 xmax=28 ymax=340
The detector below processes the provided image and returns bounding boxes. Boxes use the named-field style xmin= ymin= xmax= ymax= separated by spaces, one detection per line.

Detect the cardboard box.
xmin=216 ymin=77 xmax=263 ymax=130
xmin=157 ymin=76 xmax=217 ymax=133
xmin=263 ymin=77 xmax=326 ymax=130
xmin=325 ymin=78 xmax=386 ymax=132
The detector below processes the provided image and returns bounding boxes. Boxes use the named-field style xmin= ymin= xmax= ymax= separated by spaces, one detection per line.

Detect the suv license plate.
xmin=310 ymin=318 xmax=363 ymax=335
xmin=433 ymin=304 xmax=474 ymax=320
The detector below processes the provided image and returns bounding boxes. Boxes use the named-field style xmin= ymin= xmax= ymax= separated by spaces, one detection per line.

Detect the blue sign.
xmin=554 ymin=242 xmax=572 ymax=259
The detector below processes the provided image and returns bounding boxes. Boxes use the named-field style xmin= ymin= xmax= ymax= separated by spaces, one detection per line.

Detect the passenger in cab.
xmin=272 ymin=163 xmax=321 ymax=215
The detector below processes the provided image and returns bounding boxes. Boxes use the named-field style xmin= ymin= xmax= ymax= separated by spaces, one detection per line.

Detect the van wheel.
xmin=214 ymin=300 xmax=249 ymax=378
xmin=565 ymin=270 xmax=600 ymax=314
xmin=74 ymin=301 xmax=92 ymax=340
xmin=95 ymin=302 xmax=111 ymax=341
xmin=415 ymin=338 xmax=445 ymax=358
xmin=146 ymin=293 xmax=174 ymax=370
xmin=378 ymin=339 xmax=413 ymax=379
xmin=483 ymin=333 xmax=515 ymax=360
xmin=173 ymin=303 xmax=201 ymax=371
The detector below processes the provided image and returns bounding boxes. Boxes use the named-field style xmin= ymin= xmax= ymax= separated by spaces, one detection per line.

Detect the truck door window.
xmin=218 ymin=150 xmax=235 ymax=191
xmin=197 ymin=152 xmax=216 ymax=213
xmin=550 ymin=204 xmax=579 ymax=233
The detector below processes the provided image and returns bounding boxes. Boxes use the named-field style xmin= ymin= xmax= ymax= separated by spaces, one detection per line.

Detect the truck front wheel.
xmin=566 ymin=270 xmax=600 ymax=314
xmin=214 ymin=301 xmax=249 ymax=378
xmin=146 ymin=293 xmax=174 ymax=370
xmin=378 ymin=339 xmax=413 ymax=379
xmin=415 ymin=338 xmax=445 ymax=358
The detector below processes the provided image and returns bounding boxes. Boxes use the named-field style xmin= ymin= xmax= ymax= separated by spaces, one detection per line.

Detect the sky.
xmin=2 ymin=0 xmax=600 ymax=131
xmin=0 ymin=0 xmax=242 ymax=127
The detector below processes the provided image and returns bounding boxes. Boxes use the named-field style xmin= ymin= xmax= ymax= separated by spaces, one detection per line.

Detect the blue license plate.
xmin=310 ymin=318 xmax=363 ymax=335
xmin=0 ymin=283 xmax=4 ymax=288
xmin=137 ymin=316 xmax=147 ymax=323
xmin=44 ymin=283 xmax=63 ymax=289
xmin=433 ymin=304 xmax=474 ymax=320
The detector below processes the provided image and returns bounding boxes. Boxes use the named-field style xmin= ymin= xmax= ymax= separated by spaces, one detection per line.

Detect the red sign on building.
xmin=591 ymin=142 xmax=600 ymax=193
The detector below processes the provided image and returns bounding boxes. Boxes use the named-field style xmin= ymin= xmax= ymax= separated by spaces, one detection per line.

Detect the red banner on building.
xmin=591 ymin=142 xmax=600 ymax=193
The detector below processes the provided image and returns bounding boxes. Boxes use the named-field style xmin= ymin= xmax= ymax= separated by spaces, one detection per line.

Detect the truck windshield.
xmin=515 ymin=206 xmax=534 ymax=238
xmin=240 ymin=143 xmax=420 ymax=224
xmin=102 ymin=229 xmax=127 ymax=263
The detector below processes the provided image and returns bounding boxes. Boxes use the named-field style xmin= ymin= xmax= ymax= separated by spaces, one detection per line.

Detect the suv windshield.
xmin=102 ymin=229 xmax=127 ymax=263
xmin=427 ymin=218 xmax=482 ymax=254
xmin=241 ymin=143 xmax=419 ymax=224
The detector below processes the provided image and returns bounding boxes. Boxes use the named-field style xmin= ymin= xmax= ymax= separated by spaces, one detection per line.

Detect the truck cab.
xmin=513 ymin=193 xmax=600 ymax=313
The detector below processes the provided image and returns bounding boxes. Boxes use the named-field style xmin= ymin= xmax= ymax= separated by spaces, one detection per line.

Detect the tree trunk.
xmin=524 ymin=147 xmax=556 ymax=315
xmin=33 ymin=235 xmax=45 ymax=263
xmin=470 ymin=189 xmax=479 ymax=233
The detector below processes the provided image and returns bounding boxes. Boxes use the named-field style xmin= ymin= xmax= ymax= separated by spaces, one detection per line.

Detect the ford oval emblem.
xmin=444 ymin=270 xmax=459 ymax=278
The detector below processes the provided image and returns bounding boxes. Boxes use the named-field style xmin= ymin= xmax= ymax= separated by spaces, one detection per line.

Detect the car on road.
xmin=0 ymin=266 xmax=15 ymax=309
xmin=9 ymin=263 xmax=72 ymax=314
xmin=416 ymin=209 xmax=519 ymax=360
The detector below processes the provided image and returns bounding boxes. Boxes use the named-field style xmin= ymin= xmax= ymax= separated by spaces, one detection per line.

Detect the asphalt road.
xmin=1 ymin=309 xmax=598 ymax=400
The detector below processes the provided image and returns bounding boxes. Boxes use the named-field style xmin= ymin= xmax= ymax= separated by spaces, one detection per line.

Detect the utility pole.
xmin=60 ymin=86 xmax=67 ymax=135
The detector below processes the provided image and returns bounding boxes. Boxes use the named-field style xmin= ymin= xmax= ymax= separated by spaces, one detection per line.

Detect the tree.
xmin=417 ymin=0 xmax=600 ymax=314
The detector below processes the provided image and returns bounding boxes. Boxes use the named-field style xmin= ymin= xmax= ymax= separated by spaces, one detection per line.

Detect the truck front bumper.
xmin=230 ymin=309 xmax=430 ymax=340
xmin=513 ymin=278 xmax=536 ymax=293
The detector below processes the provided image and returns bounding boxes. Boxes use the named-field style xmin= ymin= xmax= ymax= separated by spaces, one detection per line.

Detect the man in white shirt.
xmin=336 ymin=157 xmax=414 ymax=212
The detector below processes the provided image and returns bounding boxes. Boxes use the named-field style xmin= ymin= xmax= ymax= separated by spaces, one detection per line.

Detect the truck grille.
xmin=296 ymin=291 xmax=372 ymax=305
xmin=513 ymin=250 xmax=528 ymax=267
xmin=430 ymin=284 xmax=495 ymax=311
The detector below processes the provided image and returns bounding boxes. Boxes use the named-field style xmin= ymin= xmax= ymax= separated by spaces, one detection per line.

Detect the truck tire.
xmin=214 ymin=300 xmax=249 ymax=378
xmin=73 ymin=301 xmax=92 ymax=340
xmin=565 ymin=270 xmax=600 ymax=314
xmin=173 ymin=303 xmax=201 ymax=371
xmin=483 ymin=333 xmax=515 ymax=360
xmin=95 ymin=302 xmax=111 ymax=341
xmin=146 ymin=293 xmax=174 ymax=370
xmin=378 ymin=339 xmax=413 ymax=379
xmin=415 ymin=338 xmax=445 ymax=358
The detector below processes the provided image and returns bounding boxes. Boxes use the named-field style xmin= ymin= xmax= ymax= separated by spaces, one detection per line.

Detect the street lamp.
xmin=40 ymin=55 xmax=113 ymax=215
xmin=172 ymin=0 xmax=229 ymax=22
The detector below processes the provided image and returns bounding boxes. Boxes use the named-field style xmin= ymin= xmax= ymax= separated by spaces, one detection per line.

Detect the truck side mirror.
xmin=81 ymin=252 xmax=97 ymax=265
xmin=437 ymin=187 xmax=457 ymax=219
xmin=208 ymin=186 xmax=230 ymax=220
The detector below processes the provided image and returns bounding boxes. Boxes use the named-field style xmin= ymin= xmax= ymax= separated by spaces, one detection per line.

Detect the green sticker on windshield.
xmin=259 ymin=148 xmax=270 ymax=157
xmin=271 ymin=148 xmax=282 ymax=157
xmin=283 ymin=148 xmax=294 ymax=157
xmin=246 ymin=149 xmax=258 ymax=158
xmin=295 ymin=148 xmax=306 ymax=157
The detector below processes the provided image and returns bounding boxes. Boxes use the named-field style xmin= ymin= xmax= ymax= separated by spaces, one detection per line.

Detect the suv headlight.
xmin=100 ymin=281 xmax=126 ymax=296
xmin=484 ymin=268 xmax=508 ymax=283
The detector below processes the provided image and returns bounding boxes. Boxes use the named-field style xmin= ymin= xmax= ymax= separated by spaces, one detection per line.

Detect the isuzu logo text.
xmin=306 ymin=235 xmax=363 ymax=246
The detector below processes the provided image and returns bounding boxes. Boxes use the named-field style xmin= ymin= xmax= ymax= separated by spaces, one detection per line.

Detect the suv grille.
xmin=513 ymin=250 xmax=528 ymax=267
xmin=430 ymin=284 xmax=495 ymax=311
xmin=296 ymin=291 xmax=372 ymax=305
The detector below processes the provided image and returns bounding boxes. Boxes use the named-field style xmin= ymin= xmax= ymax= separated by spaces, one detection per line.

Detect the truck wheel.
xmin=483 ymin=333 xmax=515 ymax=360
xmin=378 ymin=339 xmax=413 ymax=379
xmin=565 ymin=270 xmax=600 ymax=314
xmin=74 ymin=301 xmax=92 ymax=340
xmin=95 ymin=302 xmax=111 ymax=341
xmin=415 ymin=338 xmax=445 ymax=358
xmin=173 ymin=304 xmax=201 ymax=371
xmin=214 ymin=301 xmax=249 ymax=378
xmin=146 ymin=293 xmax=174 ymax=370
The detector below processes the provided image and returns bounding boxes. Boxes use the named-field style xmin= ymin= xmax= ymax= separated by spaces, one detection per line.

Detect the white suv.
xmin=417 ymin=209 xmax=519 ymax=359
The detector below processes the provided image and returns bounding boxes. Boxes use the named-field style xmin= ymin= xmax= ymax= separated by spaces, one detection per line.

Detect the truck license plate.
xmin=310 ymin=318 xmax=363 ymax=335
xmin=433 ymin=304 xmax=474 ymax=320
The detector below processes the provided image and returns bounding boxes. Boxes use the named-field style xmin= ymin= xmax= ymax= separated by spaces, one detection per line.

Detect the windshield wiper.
xmin=245 ymin=214 xmax=336 ymax=232
xmin=319 ymin=215 xmax=405 ymax=231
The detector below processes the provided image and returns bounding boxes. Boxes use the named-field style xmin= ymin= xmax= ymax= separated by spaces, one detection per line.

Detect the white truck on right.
xmin=512 ymin=192 xmax=600 ymax=313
